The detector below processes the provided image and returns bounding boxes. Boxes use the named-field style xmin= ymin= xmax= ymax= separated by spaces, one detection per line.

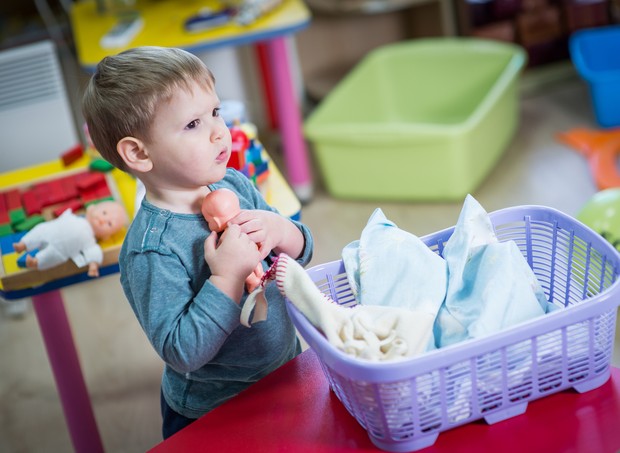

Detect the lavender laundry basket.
xmin=286 ymin=206 xmax=620 ymax=452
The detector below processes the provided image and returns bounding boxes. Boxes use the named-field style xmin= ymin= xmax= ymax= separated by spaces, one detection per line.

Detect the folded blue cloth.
xmin=342 ymin=208 xmax=447 ymax=351
xmin=342 ymin=195 xmax=554 ymax=355
xmin=434 ymin=195 xmax=553 ymax=348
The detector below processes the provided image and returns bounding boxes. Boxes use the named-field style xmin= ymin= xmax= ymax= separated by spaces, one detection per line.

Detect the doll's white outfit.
xmin=20 ymin=209 xmax=103 ymax=270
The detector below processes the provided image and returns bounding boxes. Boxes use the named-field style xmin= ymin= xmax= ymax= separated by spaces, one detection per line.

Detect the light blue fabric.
xmin=342 ymin=195 xmax=554 ymax=354
xmin=434 ymin=195 xmax=553 ymax=348
xmin=342 ymin=208 xmax=447 ymax=350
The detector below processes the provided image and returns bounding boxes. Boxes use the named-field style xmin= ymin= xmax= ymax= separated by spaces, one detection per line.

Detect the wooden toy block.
xmin=76 ymin=172 xmax=106 ymax=191
xmin=89 ymin=158 xmax=115 ymax=172
xmin=0 ymin=232 xmax=25 ymax=254
xmin=0 ymin=223 xmax=13 ymax=238
xmin=5 ymin=189 xmax=21 ymax=211
xmin=53 ymin=199 xmax=83 ymax=217
xmin=43 ymin=180 xmax=73 ymax=206
xmin=60 ymin=175 xmax=80 ymax=200
xmin=61 ymin=144 xmax=84 ymax=167
xmin=0 ymin=210 xmax=9 ymax=224
xmin=21 ymin=190 xmax=43 ymax=216
xmin=9 ymin=208 xmax=26 ymax=226
xmin=13 ymin=215 xmax=45 ymax=232
xmin=0 ymin=191 xmax=7 ymax=214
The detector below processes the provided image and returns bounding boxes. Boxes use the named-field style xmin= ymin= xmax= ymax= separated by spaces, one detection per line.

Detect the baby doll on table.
xmin=13 ymin=201 xmax=128 ymax=277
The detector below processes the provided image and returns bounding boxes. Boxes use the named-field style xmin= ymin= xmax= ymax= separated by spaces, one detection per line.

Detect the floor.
xmin=1 ymin=58 xmax=620 ymax=453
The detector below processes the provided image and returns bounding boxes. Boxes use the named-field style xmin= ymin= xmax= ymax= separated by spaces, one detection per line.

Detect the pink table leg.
xmin=265 ymin=36 xmax=313 ymax=202
xmin=32 ymin=290 xmax=104 ymax=453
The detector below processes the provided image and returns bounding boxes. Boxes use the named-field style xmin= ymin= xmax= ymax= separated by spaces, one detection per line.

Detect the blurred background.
xmin=1 ymin=1 xmax=620 ymax=451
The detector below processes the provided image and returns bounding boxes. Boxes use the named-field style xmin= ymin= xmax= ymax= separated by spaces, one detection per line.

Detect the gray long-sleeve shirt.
xmin=120 ymin=169 xmax=313 ymax=418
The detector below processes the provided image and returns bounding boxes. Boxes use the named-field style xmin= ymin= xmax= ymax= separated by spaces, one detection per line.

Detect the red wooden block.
xmin=61 ymin=144 xmax=84 ymax=167
xmin=0 ymin=191 xmax=7 ymax=214
xmin=53 ymin=199 xmax=83 ymax=217
xmin=44 ymin=180 xmax=73 ymax=206
xmin=76 ymin=172 xmax=106 ymax=191
xmin=21 ymin=190 xmax=43 ymax=216
xmin=5 ymin=189 xmax=21 ymax=210
xmin=59 ymin=175 xmax=79 ymax=200
xmin=0 ymin=209 xmax=9 ymax=224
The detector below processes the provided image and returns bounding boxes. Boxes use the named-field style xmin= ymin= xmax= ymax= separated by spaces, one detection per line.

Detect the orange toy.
xmin=557 ymin=127 xmax=620 ymax=190
xmin=201 ymin=188 xmax=263 ymax=293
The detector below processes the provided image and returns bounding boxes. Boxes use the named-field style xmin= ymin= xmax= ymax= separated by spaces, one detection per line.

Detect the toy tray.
xmin=286 ymin=205 xmax=620 ymax=452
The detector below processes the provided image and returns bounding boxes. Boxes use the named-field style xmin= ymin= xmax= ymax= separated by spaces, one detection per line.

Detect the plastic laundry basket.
xmin=287 ymin=206 xmax=620 ymax=452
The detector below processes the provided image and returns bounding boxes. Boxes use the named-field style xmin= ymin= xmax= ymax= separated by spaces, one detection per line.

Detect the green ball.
xmin=577 ymin=189 xmax=620 ymax=250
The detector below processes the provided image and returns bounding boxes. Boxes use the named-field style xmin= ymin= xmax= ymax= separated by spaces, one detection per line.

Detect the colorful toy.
xmin=13 ymin=201 xmax=128 ymax=277
xmin=557 ymin=127 xmax=620 ymax=190
xmin=577 ymin=188 xmax=620 ymax=251
xmin=226 ymin=124 xmax=270 ymax=189
xmin=201 ymin=188 xmax=263 ymax=292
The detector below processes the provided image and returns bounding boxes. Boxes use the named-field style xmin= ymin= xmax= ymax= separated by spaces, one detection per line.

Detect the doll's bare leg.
xmin=25 ymin=255 xmax=39 ymax=269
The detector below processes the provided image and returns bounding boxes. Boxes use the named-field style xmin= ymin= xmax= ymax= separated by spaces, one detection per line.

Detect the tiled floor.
xmin=1 ymin=61 xmax=619 ymax=453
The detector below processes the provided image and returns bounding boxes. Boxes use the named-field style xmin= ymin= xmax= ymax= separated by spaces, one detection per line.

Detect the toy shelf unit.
xmin=304 ymin=38 xmax=526 ymax=201
xmin=0 ymin=163 xmax=128 ymax=296
xmin=287 ymin=205 xmax=620 ymax=452
xmin=455 ymin=0 xmax=614 ymax=67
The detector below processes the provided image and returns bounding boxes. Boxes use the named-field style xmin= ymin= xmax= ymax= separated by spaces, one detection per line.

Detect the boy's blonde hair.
xmin=82 ymin=46 xmax=216 ymax=172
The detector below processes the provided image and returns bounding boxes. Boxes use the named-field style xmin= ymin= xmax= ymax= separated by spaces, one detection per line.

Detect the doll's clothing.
xmin=20 ymin=209 xmax=102 ymax=270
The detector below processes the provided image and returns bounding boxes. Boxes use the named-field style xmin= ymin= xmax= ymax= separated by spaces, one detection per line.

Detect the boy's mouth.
xmin=216 ymin=148 xmax=230 ymax=163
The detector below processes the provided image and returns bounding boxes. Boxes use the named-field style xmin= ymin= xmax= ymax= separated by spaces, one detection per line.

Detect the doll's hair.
xmin=82 ymin=46 xmax=216 ymax=173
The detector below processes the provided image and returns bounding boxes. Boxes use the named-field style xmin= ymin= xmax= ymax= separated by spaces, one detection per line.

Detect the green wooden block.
xmin=13 ymin=215 xmax=45 ymax=232
xmin=0 ymin=223 xmax=14 ymax=237
xmin=9 ymin=208 xmax=26 ymax=226
xmin=89 ymin=158 xmax=115 ymax=172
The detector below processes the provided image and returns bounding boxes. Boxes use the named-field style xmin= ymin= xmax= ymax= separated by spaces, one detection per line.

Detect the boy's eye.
xmin=186 ymin=119 xmax=200 ymax=129
xmin=212 ymin=108 xmax=220 ymax=117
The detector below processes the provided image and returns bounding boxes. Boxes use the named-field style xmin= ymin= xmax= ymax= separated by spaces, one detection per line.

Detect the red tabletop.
xmin=149 ymin=349 xmax=620 ymax=453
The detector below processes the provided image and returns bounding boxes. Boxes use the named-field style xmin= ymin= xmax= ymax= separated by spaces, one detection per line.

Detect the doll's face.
xmin=86 ymin=201 xmax=128 ymax=240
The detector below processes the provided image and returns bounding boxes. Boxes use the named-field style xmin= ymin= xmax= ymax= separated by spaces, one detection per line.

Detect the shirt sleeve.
xmin=123 ymin=248 xmax=243 ymax=373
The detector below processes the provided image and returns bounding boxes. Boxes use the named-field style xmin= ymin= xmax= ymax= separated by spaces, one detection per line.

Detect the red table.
xmin=149 ymin=349 xmax=620 ymax=453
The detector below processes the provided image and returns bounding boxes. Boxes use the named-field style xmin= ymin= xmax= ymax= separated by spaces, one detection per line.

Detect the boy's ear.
xmin=117 ymin=137 xmax=152 ymax=173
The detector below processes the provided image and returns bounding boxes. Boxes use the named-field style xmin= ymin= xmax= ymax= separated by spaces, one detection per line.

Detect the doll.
xmin=201 ymin=188 xmax=263 ymax=292
xmin=13 ymin=200 xmax=128 ymax=277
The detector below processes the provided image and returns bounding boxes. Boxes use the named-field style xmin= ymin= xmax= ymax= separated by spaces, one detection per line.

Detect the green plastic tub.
xmin=304 ymin=38 xmax=527 ymax=201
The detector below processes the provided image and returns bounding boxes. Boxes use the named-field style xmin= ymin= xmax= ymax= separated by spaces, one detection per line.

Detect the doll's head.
xmin=201 ymin=188 xmax=240 ymax=232
xmin=86 ymin=201 xmax=129 ymax=240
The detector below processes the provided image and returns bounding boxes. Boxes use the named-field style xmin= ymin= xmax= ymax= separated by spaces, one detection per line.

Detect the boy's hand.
xmin=228 ymin=210 xmax=284 ymax=259
xmin=204 ymin=224 xmax=262 ymax=302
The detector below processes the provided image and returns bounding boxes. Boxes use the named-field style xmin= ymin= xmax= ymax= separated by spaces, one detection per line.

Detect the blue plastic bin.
xmin=570 ymin=25 xmax=620 ymax=128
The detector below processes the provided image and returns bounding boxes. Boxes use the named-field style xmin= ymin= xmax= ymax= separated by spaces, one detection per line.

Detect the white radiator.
xmin=0 ymin=40 xmax=79 ymax=172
